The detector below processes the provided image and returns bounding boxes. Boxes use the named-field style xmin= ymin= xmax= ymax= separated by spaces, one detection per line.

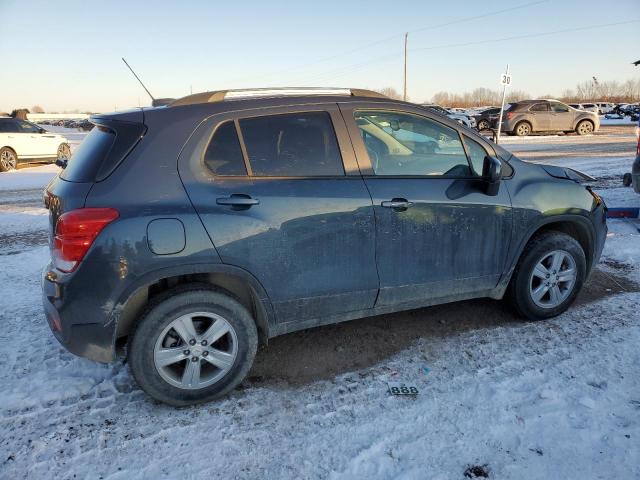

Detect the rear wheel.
xmin=56 ymin=143 xmax=71 ymax=162
xmin=507 ymin=231 xmax=586 ymax=320
xmin=128 ymin=286 xmax=258 ymax=406
xmin=514 ymin=121 xmax=532 ymax=137
xmin=576 ymin=120 xmax=594 ymax=135
xmin=0 ymin=147 xmax=17 ymax=172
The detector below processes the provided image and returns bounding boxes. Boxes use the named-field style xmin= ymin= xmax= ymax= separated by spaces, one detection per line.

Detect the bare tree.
xmin=31 ymin=105 xmax=45 ymax=113
xmin=377 ymin=87 xmax=403 ymax=100
xmin=10 ymin=108 xmax=30 ymax=120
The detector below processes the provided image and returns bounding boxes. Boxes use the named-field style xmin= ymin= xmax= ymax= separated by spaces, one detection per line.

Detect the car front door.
xmin=178 ymin=104 xmax=379 ymax=326
xmin=549 ymin=102 xmax=574 ymax=131
xmin=528 ymin=103 xmax=551 ymax=131
xmin=14 ymin=120 xmax=52 ymax=157
xmin=340 ymin=103 xmax=512 ymax=308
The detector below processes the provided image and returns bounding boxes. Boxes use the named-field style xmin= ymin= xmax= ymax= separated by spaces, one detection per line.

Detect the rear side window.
xmin=204 ymin=121 xmax=247 ymax=176
xmin=239 ymin=112 xmax=344 ymax=177
xmin=0 ymin=119 xmax=19 ymax=133
xmin=530 ymin=103 xmax=549 ymax=112
xmin=550 ymin=103 xmax=569 ymax=113
xmin=60 ymin=126 xmax=115 ymax=182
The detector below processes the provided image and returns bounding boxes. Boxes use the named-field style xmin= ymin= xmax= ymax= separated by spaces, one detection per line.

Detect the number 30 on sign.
xmin=388 ymin=382 xmax=419 ymax=395
xmin=500 ymin=73 xmax=512 ymax=86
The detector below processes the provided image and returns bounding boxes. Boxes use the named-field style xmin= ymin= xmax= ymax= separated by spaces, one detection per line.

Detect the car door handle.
xmin=381 ymin=199 xmax=413 ymax=210
xmin=216 ymin=194 xmax=260 ymax=209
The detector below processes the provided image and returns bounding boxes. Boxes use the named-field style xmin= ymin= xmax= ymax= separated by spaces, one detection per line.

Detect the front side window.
xmin=462 ymin=135 xmax=489 ymax=176
xmin=15 ymin=120 xmax=40 ymax=133
xmin=530 ymin=103 xmax=549 ymax=112
xmin=239 ymin=112 xmax=344 ymax=177
xmin=354 ymin=110 xmax=471 ymax=177
xmin=203 ymin=121 xmax=247 ymax=176
xmin=550 ymin=103 xmax=570 ymax=113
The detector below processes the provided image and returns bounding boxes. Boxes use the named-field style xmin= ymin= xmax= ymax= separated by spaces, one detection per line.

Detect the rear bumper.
xmin=42 ymin=264 xmax=116 ymax=363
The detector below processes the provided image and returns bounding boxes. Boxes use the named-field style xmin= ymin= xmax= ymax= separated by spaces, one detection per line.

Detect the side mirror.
xmin=482 ymin=155 xmax=502 ymax=196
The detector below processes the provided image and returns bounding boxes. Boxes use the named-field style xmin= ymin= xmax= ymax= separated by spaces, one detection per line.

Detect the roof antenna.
xmin=121 ymin=58 xmax=174 ymax=107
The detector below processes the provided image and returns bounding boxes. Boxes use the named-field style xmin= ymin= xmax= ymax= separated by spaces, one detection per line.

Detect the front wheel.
xmin=0 ymin=147 xmax=17 ymax=172
xmin=507 ymin=232 xmax=586 ymax=320
xmin=575 ymin=120 xmax=594 ymax=135
xmin=477 ymin=119 xmax=490 ymax=131
xmin=128 ymin=286 xmax=258 ymax=406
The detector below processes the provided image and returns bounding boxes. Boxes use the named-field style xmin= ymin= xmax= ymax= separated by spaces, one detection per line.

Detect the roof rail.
xmin=170 ymin=87 xmax=387 ymax=107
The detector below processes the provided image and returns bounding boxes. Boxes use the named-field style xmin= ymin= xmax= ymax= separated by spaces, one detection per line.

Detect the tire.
xmin=575 ymin=120 xmax=594 ymax=135
xmin=507 ymin=231 xmax=586 ymax=321
xmin=623 ymin=172 xmax=632 ymax=187
xmin=128 ymin=285 xmax=258 ymax=406
xmin=514 ymin=121 xmax=532 ymax=137
xmin=57 ymin=143 xmax=71 ymax=162
xmin=477 ymin=119 xmax=490 ymax=131
xmin=0 ymin=147 xmax=18 ymax=172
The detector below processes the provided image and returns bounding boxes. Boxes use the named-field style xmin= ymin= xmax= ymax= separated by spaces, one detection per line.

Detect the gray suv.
xmin=42 ymin=88 xmax=607 ymax=405
xmin=501 ymin=100 xmax=600 ymax=136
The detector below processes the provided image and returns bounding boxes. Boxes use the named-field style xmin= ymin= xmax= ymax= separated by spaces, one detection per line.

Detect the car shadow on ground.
xmin=246 ymin=268 xmax=638 ymax=387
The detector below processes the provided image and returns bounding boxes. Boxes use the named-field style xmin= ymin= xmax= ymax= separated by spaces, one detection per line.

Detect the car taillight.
xmin=53 ymin=208 xmax=119 ymax=272
xmin=506 ymin=112 xmax=514 ymax=120
xmin=636 ymin=125 xmax=639 ymax=156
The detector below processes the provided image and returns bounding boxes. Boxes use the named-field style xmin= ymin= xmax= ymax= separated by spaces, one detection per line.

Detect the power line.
xmin=411 ymin=19 xmax=640 ymax=52
xmin=296 ymin=18 xmax=640 ymax=84
xmin=224 ymin=0 xmax=548 ymax=86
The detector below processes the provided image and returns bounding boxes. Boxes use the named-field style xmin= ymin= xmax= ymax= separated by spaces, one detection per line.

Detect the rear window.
xmin=60 ymin=126 xmax=115 ymax=182
xmin=239 ymin=112 xmax=344 ymax=177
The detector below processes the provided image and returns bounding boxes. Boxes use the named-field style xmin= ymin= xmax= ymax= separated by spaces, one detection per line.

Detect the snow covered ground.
xmin=0 ymin=128 xmax=639 ymax=479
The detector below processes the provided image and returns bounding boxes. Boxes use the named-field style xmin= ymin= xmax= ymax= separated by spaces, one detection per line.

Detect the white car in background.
xmin=580 ymin=103 xmax=600 ymax=114
xmin=595 ymin=102 xmax=614 ymax=114
xmin=0 ymin=117 xmax=70 ymax=172
xmin=422 ymin=104 xmax=477 ymax=129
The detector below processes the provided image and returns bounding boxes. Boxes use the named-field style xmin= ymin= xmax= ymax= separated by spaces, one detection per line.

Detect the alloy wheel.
xmin=516 ymin=123 xmax=531 ymax=136
xmin=0 ymin=149 xmax=17 ymax=171
xmin=57 ymin=143 xmax=71 ymax=160
xmin=577 ymin=121 xmax=593 ymax=135
xmin=529 ymin=249 xmax=577 ymax=308
xmin=153 ymin=311 xmax=238 ymax=389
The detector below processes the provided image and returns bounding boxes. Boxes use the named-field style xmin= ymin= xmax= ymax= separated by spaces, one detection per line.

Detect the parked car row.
xmin=422 ymin=104 xmax=477 ymax=129
xmin=37 ymin=119 xmax=94 ymax=130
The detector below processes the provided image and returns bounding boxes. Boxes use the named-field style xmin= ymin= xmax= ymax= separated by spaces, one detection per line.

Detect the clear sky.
xmin=1 ymin=0 xmax=639 ymax=112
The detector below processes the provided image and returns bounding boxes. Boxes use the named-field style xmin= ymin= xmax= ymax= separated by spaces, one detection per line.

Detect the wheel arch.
xmin=495 ymin=214 xmax=596 ymax=298
xmin=113 ymin=263 xmax=275 ymax=348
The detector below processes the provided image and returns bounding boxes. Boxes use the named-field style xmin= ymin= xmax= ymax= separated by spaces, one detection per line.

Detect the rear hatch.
xmin=44 ymin=109 xmax=146 ymax=248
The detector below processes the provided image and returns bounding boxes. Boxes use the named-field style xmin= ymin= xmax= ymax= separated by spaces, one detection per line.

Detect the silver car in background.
xmin=500 ymin=100 xmax=600 ymax=136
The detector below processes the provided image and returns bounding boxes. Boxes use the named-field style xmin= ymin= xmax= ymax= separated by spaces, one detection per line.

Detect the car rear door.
xmin=339 ymin=102 xmax=512 ymax=308
xmin=178 ymin=104 xmax=379 ymax=325
xmin=549 ymin=102 xmax=574 ymax=131
xmin=528 ymin=103 xmax=551 ymax=131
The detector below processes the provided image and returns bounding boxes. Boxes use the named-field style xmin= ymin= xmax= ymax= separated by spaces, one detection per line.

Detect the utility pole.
xmin=403 ymin=33 xmax=408 ymax=101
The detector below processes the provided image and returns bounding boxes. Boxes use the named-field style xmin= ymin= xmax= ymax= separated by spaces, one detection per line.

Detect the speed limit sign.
xmin=500 ymin=73 xmax=512 ymax=86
